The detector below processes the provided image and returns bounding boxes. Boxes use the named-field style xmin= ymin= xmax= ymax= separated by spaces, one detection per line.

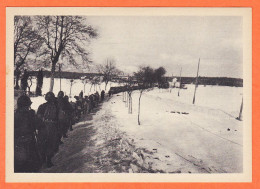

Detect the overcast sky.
xmin=86 ymin=16 xmax=243 ymax=78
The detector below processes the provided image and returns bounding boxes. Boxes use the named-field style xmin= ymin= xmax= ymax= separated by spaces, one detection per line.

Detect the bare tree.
xmin=97 ymin=58 xmax=121 ymax=91
xmin=69 ymin=79 xmax=75 ymax=97
xmin=134 ymin=66 xmax=154 ymax=125
xmin=14 ymin=16 xmax=41 ymax=89
xmin=81 ymin=76 xmax=88 ymax=93
xmin=89 ymin=76 xmax=101 ymax=92
xmin=126 ymin=76 xmax=134 ymax=114
xmin=35 ymin=16 xmax=98 ymax=92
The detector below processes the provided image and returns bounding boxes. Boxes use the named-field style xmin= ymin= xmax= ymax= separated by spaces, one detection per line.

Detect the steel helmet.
xmin=17 ymin=95 xmax=32 ymax=108
xmin=45 ymin=92 xmax=55 ymax=102
xmin=64 ymin=95 xmax=69 ymax=101
xmin=58 ymin=91 xmax=64 ymax=98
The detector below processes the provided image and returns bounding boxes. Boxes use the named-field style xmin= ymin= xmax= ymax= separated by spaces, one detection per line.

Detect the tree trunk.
xmin=15 ymin=74 xmax=20 ymax=89
xmin=105 ymin=82 xmax=108 ymax=91
xmin=59 ymin=76 xmax=61 ymax=91
xmin=49 ymin=62 xmax=56 ymax=92
xmin=14 ymin=68 xmax=21 ymax=89
xmin=126 ymin=92 xmax=128 ymax=107
xmin=128 ymin=94 xmax=132 ymax=114
xmin=130 ymin=96 xmax=132 ymax=113
xmin=131 ymin=95 xmax=132 ymax=113
xmin=128 ymin=95 xmax=130 ymax=113
xmin=28 ymin=77 xmax=32 ymax=95
xmin=69 ymin=83 xmax=72 ymax=97
xmin=138 ymin=91 xmax=143 ymax=125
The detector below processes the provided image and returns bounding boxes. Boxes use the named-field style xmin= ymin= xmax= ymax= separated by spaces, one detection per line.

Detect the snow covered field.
xmin=16 ymin=78 xmax=243 ymax=173
xmin=107 ymin=85 xmax=243 ymax=173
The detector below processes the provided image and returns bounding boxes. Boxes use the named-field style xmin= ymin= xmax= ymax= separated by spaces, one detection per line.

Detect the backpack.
xmin=43 ymin=103 xmax=57 ymax=121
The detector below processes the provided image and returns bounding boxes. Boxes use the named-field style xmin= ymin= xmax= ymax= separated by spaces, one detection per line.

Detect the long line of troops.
xmin=14 ymin=90 xmax=106 ymax=172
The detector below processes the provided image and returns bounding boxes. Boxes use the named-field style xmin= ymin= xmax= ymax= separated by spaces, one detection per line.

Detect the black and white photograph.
xmin=6 ymin=7 xmax=252 ymax=182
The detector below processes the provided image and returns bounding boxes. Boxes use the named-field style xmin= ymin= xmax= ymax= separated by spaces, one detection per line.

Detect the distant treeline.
xmin=25 ymin=71 xmax=243 ymax=87
xmin=166 ymin=76 xmax=243 ymax=87
xmin=27 ymin=71 xmax=102 ymax=79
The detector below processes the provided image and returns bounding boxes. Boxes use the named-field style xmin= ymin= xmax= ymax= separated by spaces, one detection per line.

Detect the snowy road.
xmin=40 ymin=99 xmax=171 ymax=173
xmin=40 ymin=103 xmax=137 ymax=173
xmin=40 ymin=96 xmax=206 ymax=173
xmin=40 ymin=86 xmax=243 ymax=173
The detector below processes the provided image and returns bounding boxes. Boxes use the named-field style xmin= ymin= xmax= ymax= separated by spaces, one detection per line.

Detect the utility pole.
xmin=237 ymin=98 xmax=243 ymax=121
xmin=192 ymin=58 xmax=200 ymax=104
xmin=178 ymin=67 xmax=182 ymax=97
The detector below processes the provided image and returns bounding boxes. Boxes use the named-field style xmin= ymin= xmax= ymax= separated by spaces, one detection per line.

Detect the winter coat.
xmin=14 ymin=108 xmax=41 ymax=172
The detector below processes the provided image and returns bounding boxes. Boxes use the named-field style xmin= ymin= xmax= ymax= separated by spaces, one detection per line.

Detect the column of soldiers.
xmin=14 ymin=89 xmax=106 ymax=172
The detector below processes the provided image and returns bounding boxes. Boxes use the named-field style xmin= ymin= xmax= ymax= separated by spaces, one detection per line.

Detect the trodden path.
xmin=40 ymin=106 xmax=101 ymax=173
xmin=40 ymin=99 xmax=139 ymax=173
xmin=40 ymin=96 xmax=206 ymax=173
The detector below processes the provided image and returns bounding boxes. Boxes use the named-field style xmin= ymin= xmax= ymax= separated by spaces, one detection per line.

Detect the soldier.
xmin=37 ymin=92 xmax=59 ymax=168
xmin=101 ymin=90 xmax=105 ymax=101
xmin=83 ymin=96 xmax=89 ymax=114
xmin=79 ymin=93 xmax=84 ymax=114
xmin=57 ymin=91 xmax=69 ymax=139
xmin=64 ymin=95 xmax=74 ymax=131
xmin=79 ymin=90 xmax=83 ymax=99
xmin=92 ymin=94 xmax=97 ymax=108
xmin=75 ymin=96 xmax=83 ymax=119
xmin=95 ymin=91 xmax=100 ymax=105
xmin=14 ymin=95 xmax=41 ymax=172
xmin=69 ymin=99 xmax=77 ymax=124
xmin=88 ymin=94 xmax=94 ymax=112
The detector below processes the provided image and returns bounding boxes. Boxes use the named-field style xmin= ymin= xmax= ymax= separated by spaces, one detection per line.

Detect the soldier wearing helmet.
xmin=45 ymin=91 xmax=55 ymax=102
xmin=101 ymin=90 xmax=105 ymax=101
xmin=14 ymin=95 xmax=41 ymax=172
xmin=58 ymin=91 xmax=64 ymax=98
xmin=74 ymin=96 xmax=82 ymax=121
xmin=57 ymin=91 xmax=69 ymax=140
xmin=64 ymin=95 xmax=74 ymax=131
xmin=37 ymin=91 xmax=59 ymax=168
xmin=17 ymin=95 xmax=32 ymax=108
